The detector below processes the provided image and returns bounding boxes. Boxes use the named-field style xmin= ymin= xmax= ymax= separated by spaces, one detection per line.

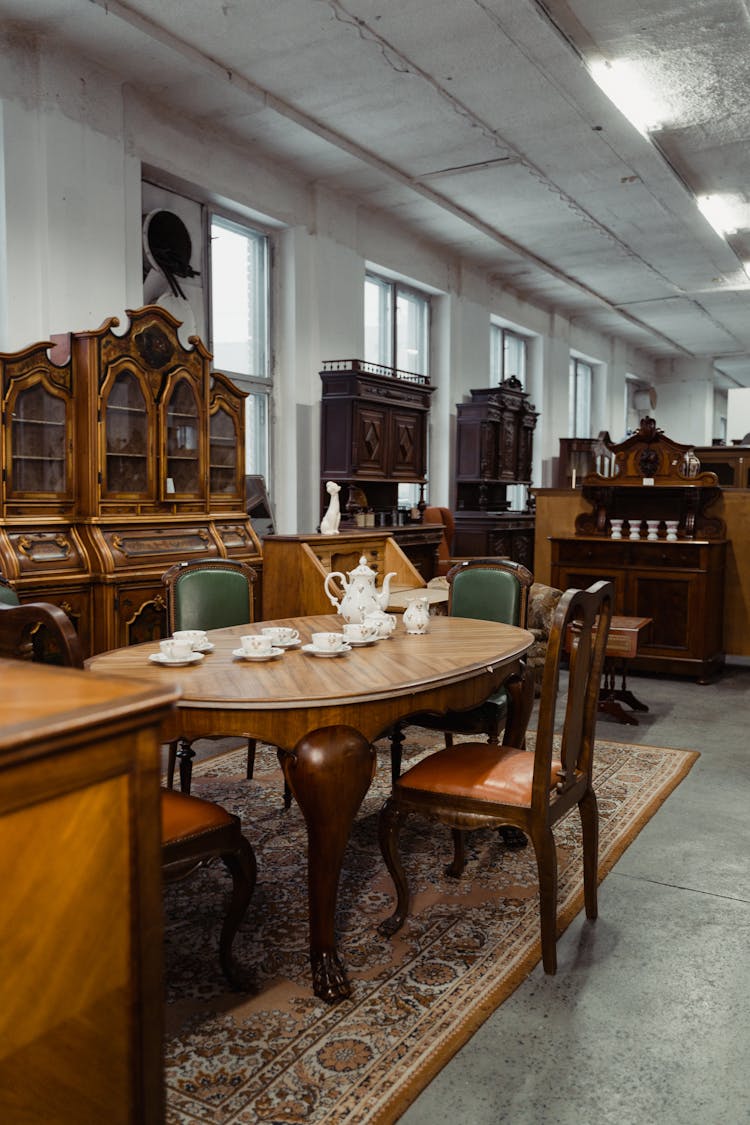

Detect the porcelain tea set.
xmin=151 ymin=555 xmax=431 ymax=666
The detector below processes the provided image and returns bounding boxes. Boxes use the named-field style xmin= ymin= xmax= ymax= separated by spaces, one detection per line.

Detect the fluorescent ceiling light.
xmin=589 ymin=59 xmax=667 ymax=136
xmin=697 ymin=194 xmax=750 ymax=237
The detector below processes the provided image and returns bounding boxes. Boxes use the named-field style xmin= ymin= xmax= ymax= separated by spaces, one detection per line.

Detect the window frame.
xmin=569 ymin=356 xmax=593 ymax=438
xmin=364 ymin=271 xmax=431 ymax=377
xmin=207 ymin=209 xmax=272 ymax=487
xmin=491 ymin=324 xmax=527 ymax=387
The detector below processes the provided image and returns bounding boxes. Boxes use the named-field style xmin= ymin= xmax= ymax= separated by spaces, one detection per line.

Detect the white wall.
xmin=1 ymin=29 xmax=674 ymax=531
xmin=727 ymin=388 xmax=750 ymax=442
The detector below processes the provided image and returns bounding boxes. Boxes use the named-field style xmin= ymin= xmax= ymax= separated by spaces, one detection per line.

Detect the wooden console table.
xmin=569 ymin=615 xmax=652 ymax=725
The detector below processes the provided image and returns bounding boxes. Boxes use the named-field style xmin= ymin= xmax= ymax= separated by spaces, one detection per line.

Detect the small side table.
xmin=568 ymin=615 xmax=652 ymax=726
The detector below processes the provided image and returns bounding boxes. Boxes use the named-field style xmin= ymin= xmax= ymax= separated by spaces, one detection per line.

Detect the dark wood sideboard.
xmin=452 ymin=378 xmax=537 ymax=570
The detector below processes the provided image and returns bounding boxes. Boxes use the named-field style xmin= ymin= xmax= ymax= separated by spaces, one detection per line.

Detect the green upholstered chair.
xmin=390 ymin=557 xmax=534 ymax=773
xmin=0 ymin=593 xmax=256 ymax=988
xmin=162 ymin=558 xmax=259 ymax=794
xmin=0 ymin=576 xmax=21 ymax=607
xmin=164 ymin=558 xmax=257 ymax=636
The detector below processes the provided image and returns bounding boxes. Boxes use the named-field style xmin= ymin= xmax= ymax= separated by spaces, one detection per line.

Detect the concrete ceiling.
xmin=3 ymin=0 xmax=750 ymax=385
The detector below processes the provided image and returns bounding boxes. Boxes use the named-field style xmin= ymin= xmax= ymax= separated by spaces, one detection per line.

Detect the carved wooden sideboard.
xmin=452 ymin=378 xmax=537 ymax=569
xmin=319 ymin=359 xmax=434 ymax=526
xmin=0 ymin=306 xmax=262 ymax=656
xmin=550 ymin=419 xmax=726 ymax=679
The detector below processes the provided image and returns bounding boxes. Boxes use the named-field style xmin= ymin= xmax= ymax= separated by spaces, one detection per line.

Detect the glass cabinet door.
xmin=8 ymin=381 xmax=69 ymax=496
xmin=209 ymin=403 xmax=239 ymax=495
xmin=103 ymin=370 xmax=149 ymax=495
xmin=166 ymin=378 xmax=201 ymax=495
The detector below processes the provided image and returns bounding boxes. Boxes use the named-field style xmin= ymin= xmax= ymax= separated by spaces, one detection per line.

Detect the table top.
xmin=87 ymin=614 xmax=533 ymax=713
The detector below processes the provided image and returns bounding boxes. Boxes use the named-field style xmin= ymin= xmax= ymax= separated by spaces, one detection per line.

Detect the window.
xmin=569 ymin=357 xmax=593 ymax=437
xmin=365 ymin=273 xmax=431 ymax=508
xmin=209 ymin=214 xmax=270 ymax=482
xmin=490 ymin=325 xmax=527 ymax=386
xmin=364 ymin=273 xmax=430 ymax=376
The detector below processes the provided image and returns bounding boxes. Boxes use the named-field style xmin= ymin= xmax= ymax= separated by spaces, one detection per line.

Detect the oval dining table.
xmin=88 ymin=613 xmax=534 ymax=1003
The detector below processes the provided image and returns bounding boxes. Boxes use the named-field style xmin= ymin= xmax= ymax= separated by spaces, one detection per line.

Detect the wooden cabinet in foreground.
xmin=550 ymin=418 xmax=726 ymax=680
xmin=0 ymin=660 xmax=177 ymax=1124
xmin=0 ymin=307 xmax=262 ymax=655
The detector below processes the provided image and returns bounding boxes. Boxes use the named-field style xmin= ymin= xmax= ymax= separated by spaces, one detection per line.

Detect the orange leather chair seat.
xmin=397 ymin=742 xmax=563 ymax=808
xmin=161 ymin=788 xmax=238 ymax=845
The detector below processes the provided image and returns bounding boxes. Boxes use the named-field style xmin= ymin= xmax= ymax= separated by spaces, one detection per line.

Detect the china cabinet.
xmin=452 ymin=377 xmax=537 ymax=568
xmin=549 ymin=419 xmax=726 ymax=679
xmin=319 ymin=359 xmax=434 ymax=526
xmin=0 ymin=307 xmax=262 ymax=655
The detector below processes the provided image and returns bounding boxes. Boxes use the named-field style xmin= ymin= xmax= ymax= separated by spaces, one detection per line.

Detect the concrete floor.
xmin=399 ymin=665 xmax=750 ymax=1125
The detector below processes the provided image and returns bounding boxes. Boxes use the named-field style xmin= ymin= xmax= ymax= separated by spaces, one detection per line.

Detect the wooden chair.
xmin=0 ymin=597 xmax=256 ymax=987
xmin=379 ymin=580 xmax=614 ymax=975
xmin=390 ymin=557 xmax=534 ymax=776
xmin=162 ymin=558 xmax=262 ymax=795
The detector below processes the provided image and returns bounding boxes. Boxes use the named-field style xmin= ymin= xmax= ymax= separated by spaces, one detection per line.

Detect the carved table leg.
xmin=176 ymin=738 xmax=196 ymax=793
xmin=281 ymin=725 xmax=376 ymax=1003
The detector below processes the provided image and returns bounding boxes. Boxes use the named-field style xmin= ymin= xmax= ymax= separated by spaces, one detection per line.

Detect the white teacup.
xmin=262 ymin=626 xmax=300 ymax=645
xmin=343 ymin=621 xmax=379 ymax=643
xmin=173 ymin=629 xmax=209 ymax=649
xmin=311 ymin=631 xmax=346 ymax=652
xmin=240 ymin=633 xmax=273 ymax=656
xmin=364 ymin=612 xmax=397 ymax=639
xmin=159 ymin=637 xmax=193 ymax=661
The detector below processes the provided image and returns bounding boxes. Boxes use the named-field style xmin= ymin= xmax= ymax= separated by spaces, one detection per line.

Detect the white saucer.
xmin=263 ymin=637 xmax=300 ymax=649
xmin=192 ymin=641 xmax=214 ymax=654
xmin=232 ymin=647 xmax=283 ymax=662
xmin=149 ymin=651 xmax=205 ymax=667
xmin=344 ymin=637 xmax=378 ymax=647
xmin=301 ymin=643 xmax=352 ymax=658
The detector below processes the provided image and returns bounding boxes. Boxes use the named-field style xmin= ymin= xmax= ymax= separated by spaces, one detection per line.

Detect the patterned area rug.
xmin=164 ymin=730 xmax=698 ymax=1124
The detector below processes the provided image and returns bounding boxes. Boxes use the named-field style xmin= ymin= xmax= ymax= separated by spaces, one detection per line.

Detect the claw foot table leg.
xmin=283 ymin=725 xmax=376 ymax=1003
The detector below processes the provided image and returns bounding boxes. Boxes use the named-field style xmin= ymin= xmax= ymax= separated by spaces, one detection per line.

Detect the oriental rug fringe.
xmin=164 ymin=731 xmax=698 ymax=1125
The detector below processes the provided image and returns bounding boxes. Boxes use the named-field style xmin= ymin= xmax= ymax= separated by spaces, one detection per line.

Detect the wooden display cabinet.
xmin=452 ymin=377 xmax=537 ymax=568
xmin=549 ymin=418 xmax=726 ymax=679
xmin=319 ymin=359 xmax=434 ymax=526
xmin=0 ymin=307 xmax=262 ymax=656
xmin=691 ymin=443 xmax=750 ymax=489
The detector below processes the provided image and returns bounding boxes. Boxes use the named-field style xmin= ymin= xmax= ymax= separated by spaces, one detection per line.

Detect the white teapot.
xmin=324 ymin=555 xmax=396 ymax=624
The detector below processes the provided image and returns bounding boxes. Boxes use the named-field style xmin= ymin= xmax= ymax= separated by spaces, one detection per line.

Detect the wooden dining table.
xmin=87 ymin=613 xmax=533 ymax=1003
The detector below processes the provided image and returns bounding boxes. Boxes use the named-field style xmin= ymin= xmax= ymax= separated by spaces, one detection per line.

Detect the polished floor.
xmin=400 ymin=665 xmax=750 ymax=1125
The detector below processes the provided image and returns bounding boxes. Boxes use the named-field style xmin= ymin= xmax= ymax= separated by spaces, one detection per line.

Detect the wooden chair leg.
xmin=166 ymin=741 xmax=178 ymax=789
xmin=218 ymin=834 xmax=257 ymax=989
xmin=531 ymin=825 xmax=559 ymax=974
xmin=446 ymin=827 xmax=466 ymax=878
xmin=579 ymin=786 xmax=599 ymax=920
xmin=378 ymin=798 xmax=410 ymax=937
xmin=246 ymin=738 xmax=256 ymax=780
xmin=176 ymin=739 xmax=196 ymax=794
xmin=389 ymin=723 xmax=405 ymax=784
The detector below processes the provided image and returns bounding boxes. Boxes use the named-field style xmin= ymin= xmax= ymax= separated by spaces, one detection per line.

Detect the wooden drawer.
xmin=627 ymin=542 xmax=705 ymax=569
xmin=553 ymin=540 xmax=620 ymax=567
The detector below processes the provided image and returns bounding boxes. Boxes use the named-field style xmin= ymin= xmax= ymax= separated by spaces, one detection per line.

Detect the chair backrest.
xmin=0 ymin=577 xmax=21 ymax=607
xmin=0 ymin=600 xmax=84 ymax=668
xmin=162 ymin=558 xmax=257 ymax=633
xmin=446 ymin=557 xmax=533 ymax=627
xmin=532 ymin=580 xmax=613 ymax=810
